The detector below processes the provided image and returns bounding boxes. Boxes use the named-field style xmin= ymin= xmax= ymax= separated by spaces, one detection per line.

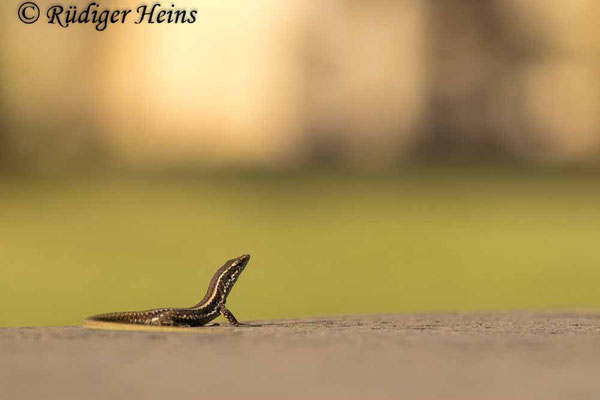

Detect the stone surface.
xmin=2 ymin=311 xmax=600 ymax=399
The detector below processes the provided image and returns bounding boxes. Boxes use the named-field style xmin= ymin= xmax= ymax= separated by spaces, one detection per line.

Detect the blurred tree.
xmin=415 ymin=0 xmax=513 ymax=164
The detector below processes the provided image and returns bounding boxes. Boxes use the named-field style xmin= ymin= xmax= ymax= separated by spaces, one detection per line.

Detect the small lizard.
xmin=84 ymin=254 xmax=251 ymax=328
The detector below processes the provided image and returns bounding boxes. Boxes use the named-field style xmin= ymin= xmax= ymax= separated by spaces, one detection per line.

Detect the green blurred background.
xmin=2 ymin=169 xmax=599 ymax=327
xmin=2 ymin=1 xmax=600 ymax=326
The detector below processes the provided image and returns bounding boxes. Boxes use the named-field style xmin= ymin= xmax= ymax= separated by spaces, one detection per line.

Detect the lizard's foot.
xmin=218 ymin=305 xmax=259 ymax=327
xmin=148 ymin=311 xmax=175 ymax=326
xmin=219 ymin=306 xmax=243 ymax=326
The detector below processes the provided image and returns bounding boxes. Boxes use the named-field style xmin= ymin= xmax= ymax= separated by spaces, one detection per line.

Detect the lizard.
xmin=84 ymin=254 xmax=251 ymax=329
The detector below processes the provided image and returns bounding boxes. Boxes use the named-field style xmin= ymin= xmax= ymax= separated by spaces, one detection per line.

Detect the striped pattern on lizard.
xmin=84 ymin=254 xmax=251 ymax=328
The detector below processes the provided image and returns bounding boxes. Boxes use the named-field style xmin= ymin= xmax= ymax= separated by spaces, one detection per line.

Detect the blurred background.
xmin=1 ymin=0 xmax=600 ymax=326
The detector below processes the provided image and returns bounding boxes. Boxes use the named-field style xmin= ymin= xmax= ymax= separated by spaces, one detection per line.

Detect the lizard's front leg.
xmin=219 ymin=305 xmax=243 ymax=326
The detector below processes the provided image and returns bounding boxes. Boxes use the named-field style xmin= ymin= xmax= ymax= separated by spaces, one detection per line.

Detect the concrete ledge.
xmin=2 ymin=311 xmax=600 ymax=399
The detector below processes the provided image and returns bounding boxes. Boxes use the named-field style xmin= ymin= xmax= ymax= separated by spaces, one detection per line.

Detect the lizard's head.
xmin=219 ymin=254 xmax=250 ymax=296
xmin=229 ymin=254 xmax=250 ymax=272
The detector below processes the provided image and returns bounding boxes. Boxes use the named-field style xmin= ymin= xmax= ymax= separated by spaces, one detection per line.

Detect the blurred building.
xmin=1 ymin=0 xmax=600 ymax=171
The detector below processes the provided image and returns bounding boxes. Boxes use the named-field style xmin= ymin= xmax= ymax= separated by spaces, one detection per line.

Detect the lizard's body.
xmin=84 ymin=254 xmax=250 ymax=329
